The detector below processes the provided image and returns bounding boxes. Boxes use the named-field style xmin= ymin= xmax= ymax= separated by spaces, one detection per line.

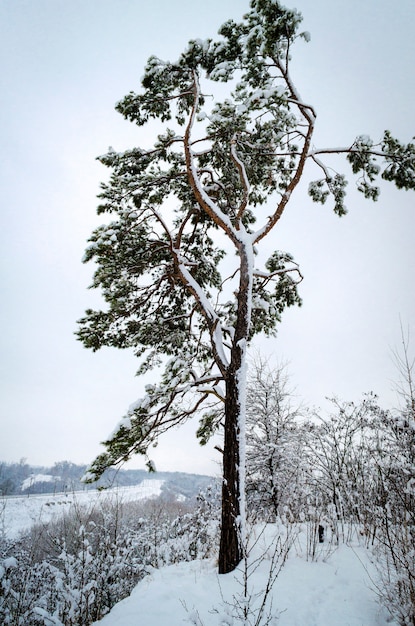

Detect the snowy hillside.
xmin=1 ymin=481 xmax=164 ymax=539
xmin=21 ymin=474 xmax=58 ymax=491
xmin=0 ymin=460 xmax=213 ymax=497
xmin=93 ymin=526 xmax=395 ymax=626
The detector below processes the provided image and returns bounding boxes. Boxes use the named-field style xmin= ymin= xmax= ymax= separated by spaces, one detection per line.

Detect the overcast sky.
xmin=1 ymin=0 xmax=414 ymax=476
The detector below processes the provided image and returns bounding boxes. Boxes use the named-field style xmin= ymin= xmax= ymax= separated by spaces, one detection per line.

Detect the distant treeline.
xmin=0 ymin=459 xmax=213 ymax=499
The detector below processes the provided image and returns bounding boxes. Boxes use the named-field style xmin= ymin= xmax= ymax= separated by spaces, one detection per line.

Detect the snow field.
xmin=0 ymin=481 xmax=164 ymax=539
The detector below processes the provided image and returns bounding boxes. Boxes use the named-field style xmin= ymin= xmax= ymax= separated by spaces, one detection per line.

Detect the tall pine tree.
xmin=77 ymin=0 xmax=415 ymax=573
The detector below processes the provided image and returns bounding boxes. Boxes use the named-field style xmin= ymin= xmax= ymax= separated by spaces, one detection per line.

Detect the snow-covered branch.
xmin=183 ymin=71 xmax=238 ymax=244
xmin=173 ymin=249 xmax=229 ymax=373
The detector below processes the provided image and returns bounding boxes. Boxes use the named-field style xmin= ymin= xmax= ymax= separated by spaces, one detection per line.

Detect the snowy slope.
xmin=0 ymin=481 xmax=164 ymax=539
xmin=93 ymin=527 xmax=396 ymax=626
xmin=21 ymin=473 xmax=59 ymax=491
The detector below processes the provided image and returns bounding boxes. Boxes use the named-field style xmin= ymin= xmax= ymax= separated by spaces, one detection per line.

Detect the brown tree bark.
xmin=219 ymin=370 xmax=243 ymax=574
xmin=218 ymin=241 xmax=250 ymax=574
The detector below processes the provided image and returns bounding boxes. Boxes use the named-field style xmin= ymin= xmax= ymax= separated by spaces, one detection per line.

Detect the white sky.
xmin=1 ymin=0 xmax=414 ymax=476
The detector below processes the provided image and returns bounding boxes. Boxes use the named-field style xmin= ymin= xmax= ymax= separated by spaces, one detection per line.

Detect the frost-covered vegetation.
xmin=243 ymin=357 xmax=415 ymax=625
xmin=0 ymin=487 xmax=220 ymax=625
xmin=1 ymin=356 xmax=414 ymax=625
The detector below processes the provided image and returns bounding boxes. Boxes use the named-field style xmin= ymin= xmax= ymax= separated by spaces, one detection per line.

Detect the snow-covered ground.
xmin=93 ymin=526 xmax=396 ymax=626
xmin=1 ymin=489 xmax=398 ymax=625
xmin=0 ymin=480 xmax=164 ymax=539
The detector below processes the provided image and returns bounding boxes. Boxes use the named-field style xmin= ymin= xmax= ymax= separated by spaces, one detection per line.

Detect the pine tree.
xmin=77 ymin=0 xmax=415 ymax=573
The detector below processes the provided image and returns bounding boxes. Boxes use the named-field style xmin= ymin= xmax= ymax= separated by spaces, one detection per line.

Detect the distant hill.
xmin=0 ymin=460 xmax=214 ymax=501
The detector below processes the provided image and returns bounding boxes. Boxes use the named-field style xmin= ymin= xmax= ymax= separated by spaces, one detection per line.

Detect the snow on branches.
xmin=77 ymin=0 xmax=414 ymax=572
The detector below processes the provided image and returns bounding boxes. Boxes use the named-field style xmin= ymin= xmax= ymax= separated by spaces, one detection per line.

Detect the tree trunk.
xmin=219 ymin=370 xmax=243 ymax=574
xmin=218 ymin=237 xmax=251 ymax=574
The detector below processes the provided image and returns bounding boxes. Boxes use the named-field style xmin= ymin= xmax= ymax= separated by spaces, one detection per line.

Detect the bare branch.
xmin=231 ymin=136 xmax=250 ymax=222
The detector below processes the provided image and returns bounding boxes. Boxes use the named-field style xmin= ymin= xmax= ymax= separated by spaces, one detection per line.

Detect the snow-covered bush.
xmin=370 ymin=407 xmax=415 ymax=625
xmin=357 ymin=335 xmax=415 ymax=625
xmin=0 ymin=518 xmax=63 ymax=626
xmin=0 ymin=488 xmax=219 ymax=626
xmin=0 ymin=498 xmax=144 ymax=625
xmin=303 ymin=395 xmax=382 ymax=544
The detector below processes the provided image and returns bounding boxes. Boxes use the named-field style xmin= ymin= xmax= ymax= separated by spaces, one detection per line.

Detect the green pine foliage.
xmin=77 ymin=0 xmax=414 ymax=491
